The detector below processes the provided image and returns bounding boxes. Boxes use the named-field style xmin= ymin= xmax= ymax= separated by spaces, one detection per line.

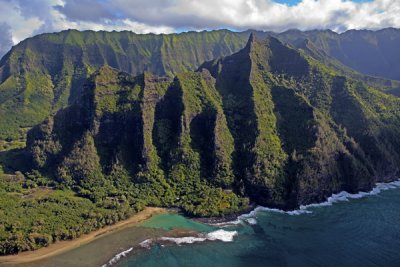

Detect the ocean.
xmin=13 ymin=180 xmax=400 ymax=267
xmin=116 ymin=180 xmax=400 ymax=267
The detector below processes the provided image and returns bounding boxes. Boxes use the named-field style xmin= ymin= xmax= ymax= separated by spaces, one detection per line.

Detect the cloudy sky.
xmin=0 ymin=0 xmax=399 ymax=57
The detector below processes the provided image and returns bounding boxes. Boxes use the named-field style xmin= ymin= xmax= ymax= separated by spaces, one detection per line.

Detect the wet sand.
xmin=0 ymin=207 xmax=167 ymax=265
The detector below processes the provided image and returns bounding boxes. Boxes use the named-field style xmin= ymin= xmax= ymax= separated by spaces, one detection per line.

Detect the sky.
xmin=0 ymin=0 xmax=399 ymax=57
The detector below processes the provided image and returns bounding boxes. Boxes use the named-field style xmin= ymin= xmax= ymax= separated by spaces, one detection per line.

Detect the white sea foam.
xmin=160 ymin=236 xmax=207 ymax=244
xmin=101 ymin=247 xmax=133 ymax=267
xmin=139 ymin=239 xmax=152 ymax=249
xmin=210 ymin=219 xmax=242 ymax=227
xmin=159 ymin=229 xmax=238 ymax=245
xmin=103 ymin=180 xmax=400 ymax=265
xmin=245 ymin=218 xmax=258 ymax=225
xmin=296 ymin=179 xmax=400 ymax=213
xmin=206 ymin=229 xmax=238 ymax=241
xmin=212 ymin=179 xmax=400 ymax=225
xmin=220 ymin=215 xmax=259 ymax=225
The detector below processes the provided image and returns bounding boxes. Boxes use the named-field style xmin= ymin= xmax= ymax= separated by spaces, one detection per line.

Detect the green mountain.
xmin=26 ymin=64 xmax=248 ymax=215
xmin=273 ymin=28 xmax=400 ymax=81
xmin=1 ymin=28 xmax=400 ymax=144
xmin=200 ymin=34 xmax=400 ymax=206
xmin=2 ymin=32 xmax=400 ymax=255
xmin=25 ymin=35 xmax=400 ymax=212
xmin=0 ymin=30 xmax=246 ymax=142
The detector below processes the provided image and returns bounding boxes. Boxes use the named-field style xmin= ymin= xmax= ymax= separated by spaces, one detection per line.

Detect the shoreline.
xmin=2 ymin=179 xmax=399 ymax=265
xmin=0 ymin=207 xmax=167 ymax=265
xmin=196 ymin=178 xmax=400 ymax=225
xmin=193 ymin=204 xmax=257 ymax=225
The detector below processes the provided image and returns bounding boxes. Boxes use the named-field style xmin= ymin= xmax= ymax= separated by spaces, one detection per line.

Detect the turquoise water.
xmin=137 ymin=213 xmax=214 ymax=232
xmin=118 ymin=187 xmax=400 ymax=267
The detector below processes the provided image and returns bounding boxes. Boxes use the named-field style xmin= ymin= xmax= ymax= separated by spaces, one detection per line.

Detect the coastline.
xmin=2 ymin=179 xmax=399 ymax=265
xmin=193 ymin=204 xmax=257 ymax=225
xmin=196 ymin=178 xmax=400 ymax=225
xmin=0 ymin=207 xmax=167 ymax=265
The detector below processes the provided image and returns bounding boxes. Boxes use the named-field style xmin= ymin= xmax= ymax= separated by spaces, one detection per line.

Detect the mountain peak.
xmin=244 ymin=32 xmax=257 ymax=50
xmin=249 ymin=32 xmax=256 ymax=42
xmin=97 ymin=64 xmax=118 ymax=75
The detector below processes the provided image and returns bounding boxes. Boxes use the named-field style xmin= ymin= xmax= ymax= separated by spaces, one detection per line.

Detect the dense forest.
xmin=0 ymin=168 xmax=133 ymax=255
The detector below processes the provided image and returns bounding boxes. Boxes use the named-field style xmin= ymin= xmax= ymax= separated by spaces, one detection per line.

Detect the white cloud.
xmin=104 ymin=0 xmax=400 ymax=32
xmin=48 ymin=9 xmax=175 ymax=34
xmin=0 ymin=23 xmax=13 ymax=57
xmin=0 ymin=0 xmax=174 ymax=46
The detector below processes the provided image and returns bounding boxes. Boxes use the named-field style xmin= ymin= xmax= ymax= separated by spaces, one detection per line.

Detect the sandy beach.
xmin=0 ymin=207 xmax=167 ymax=265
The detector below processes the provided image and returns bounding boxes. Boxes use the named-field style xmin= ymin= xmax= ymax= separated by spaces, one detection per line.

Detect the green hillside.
xmin=0 ymin=30 xmax=246 ymax=141
xmin=1 ymin=32 xmax=400 ymax=255
xmin=25 ymin=35 xmax=400 ymax=214
xmin=1 ymin=28 xmax=400 ymax=143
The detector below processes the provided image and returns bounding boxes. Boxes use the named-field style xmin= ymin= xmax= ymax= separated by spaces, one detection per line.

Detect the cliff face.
xmin=199 ymin=35 xmax=380 ymax=207
xmin=2 ymin=29 xmax=400 ymax=141
xmin=26 ymin=65 xmax=246 ymax=216
xmin=26 ymin=36 xmax=400 ymax=215
xmin=0 ymin=30 xmax=246 ymax=140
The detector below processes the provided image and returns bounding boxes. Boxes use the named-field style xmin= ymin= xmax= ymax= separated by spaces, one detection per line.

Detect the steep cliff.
xmin=26 ymin=36 xmax=400 ymax=213
xmin=2 ymin=28 xmax=400 ymax=142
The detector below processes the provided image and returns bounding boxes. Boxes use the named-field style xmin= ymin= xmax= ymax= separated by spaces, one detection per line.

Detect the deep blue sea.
xmin=116 ymin=181 xmax=400 ymax=267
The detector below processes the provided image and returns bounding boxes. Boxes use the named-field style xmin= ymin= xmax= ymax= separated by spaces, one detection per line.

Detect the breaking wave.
xmin=139 ymin=229 xmax=237 ymax=247
xmin=104 ymin=230 xmax=237 ymax=265
xmin=101 ymin=247 xmax=133 ymax=267
xmin=215 ymin=179 xmax=400 ymax=225
xmin=102 ymin=179 xmax=400 ymax=266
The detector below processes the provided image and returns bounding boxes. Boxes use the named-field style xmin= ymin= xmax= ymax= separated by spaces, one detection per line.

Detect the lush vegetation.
xmin=0 ymin=29 xmax=246 ymax=141
xmin=1 ymin=32 xmax=400 ymax=256
xmin=0 ymin=168 xmax=132 ymax=255
xmin=199 ymin=34 xmax=400 ymax=207
xmin=1 ymin=28 xmax=400 ymax=142
xmin=26 ymin=66 xmax=249 ymax=217
xmin=23 ymin=35 xmax=400 ymax=213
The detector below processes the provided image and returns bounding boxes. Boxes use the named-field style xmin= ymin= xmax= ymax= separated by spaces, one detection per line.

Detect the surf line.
xmin=102 ymin=229 xmax=238 ymax=266
xmin=212 ymin=179 xmax=400 ymax=226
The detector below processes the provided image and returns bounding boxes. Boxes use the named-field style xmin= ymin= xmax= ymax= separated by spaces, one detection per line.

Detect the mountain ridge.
xmin=25 ymin=35 xmax=400 ymax=211
xmin=2 ymin=34 xmax=400 ymax=255
xmin=1 ymin=28 xmax=400 ymax=143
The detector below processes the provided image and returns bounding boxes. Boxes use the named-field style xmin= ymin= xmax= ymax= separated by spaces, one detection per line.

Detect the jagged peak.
xmin=143 ymin=71 xmax=171 ymax=88
xmin=90 ymin=65 xmax=122 ymax=89
xmin=248 ymin=32 xmax=257 ymax=43
xmin=244 ymin=32 xmax=257 ymax=51
xmin=96 ymin=64 xmax=119 ymax=76
xmin=243 ymin=33 xmax=282 ymax=58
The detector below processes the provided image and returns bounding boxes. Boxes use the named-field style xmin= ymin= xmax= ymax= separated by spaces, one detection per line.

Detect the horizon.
xmin=1 ymin=25 xmax=398 ymax=62
xmin=0 ymin=0 xmax=399 ymax=58
xmin=6 ymin=26 xmax=400 ymax=47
